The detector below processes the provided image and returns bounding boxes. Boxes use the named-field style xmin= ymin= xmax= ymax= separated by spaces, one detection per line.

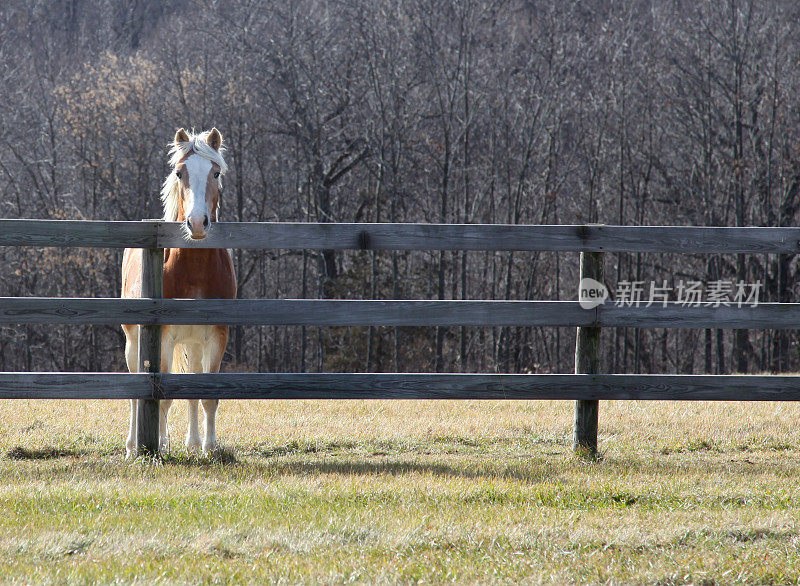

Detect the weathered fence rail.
xmin=5 ymin=298 xmax=800 ymax=328
xmin=2 ymin=219 xmax=800 ymax=253
xmin=0 ymin=373 xmax=798 ymax=401
xmin=1 ymin=219 xmax=797 ymax=456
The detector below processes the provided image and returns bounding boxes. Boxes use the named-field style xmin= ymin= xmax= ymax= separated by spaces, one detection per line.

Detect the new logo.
xmin=579 ymin=278 xmax=608 ymax=310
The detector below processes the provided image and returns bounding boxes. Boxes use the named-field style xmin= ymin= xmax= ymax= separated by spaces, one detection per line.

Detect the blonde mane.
xmin=160 ymin=130 xmax=228 ymax=222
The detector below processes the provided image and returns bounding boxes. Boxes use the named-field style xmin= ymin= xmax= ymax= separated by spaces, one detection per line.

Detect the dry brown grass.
xmin=1 ymin=398 xmax=800 ymax=583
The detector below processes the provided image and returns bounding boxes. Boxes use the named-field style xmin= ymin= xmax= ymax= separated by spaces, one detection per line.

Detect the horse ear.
xmin=207 ymin=127 xmax=223 ymax=151
xmin=174 ymin=128 xmax=190 ymax=144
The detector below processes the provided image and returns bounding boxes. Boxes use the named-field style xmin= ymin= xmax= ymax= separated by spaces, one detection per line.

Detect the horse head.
xmin=162 ymin=128 xmax=227 ymax=240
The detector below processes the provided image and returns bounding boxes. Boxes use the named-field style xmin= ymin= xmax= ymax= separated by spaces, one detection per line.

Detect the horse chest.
xmin=162 ymin=248 xmax=236 ymax=300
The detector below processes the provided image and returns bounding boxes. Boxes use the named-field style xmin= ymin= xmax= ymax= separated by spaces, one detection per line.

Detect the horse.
xmin=121 ymin=128 xmax=236 ymax=458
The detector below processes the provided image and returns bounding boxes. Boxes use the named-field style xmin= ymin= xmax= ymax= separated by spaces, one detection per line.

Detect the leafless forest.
xmin=1 ymin=0 xmax=799 ymax=376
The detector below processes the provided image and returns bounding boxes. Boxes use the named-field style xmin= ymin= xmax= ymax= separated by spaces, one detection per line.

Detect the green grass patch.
xmin=1 ymin=399 xmax=800 ymax=582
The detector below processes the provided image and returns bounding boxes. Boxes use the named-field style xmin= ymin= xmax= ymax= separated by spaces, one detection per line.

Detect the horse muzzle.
xmin=186 ymin=216 xmax=210 ymax=239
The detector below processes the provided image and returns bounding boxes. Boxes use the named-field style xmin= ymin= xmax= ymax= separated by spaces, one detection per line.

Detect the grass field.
xmin=1 ymin=398 xmax=800 ymax=583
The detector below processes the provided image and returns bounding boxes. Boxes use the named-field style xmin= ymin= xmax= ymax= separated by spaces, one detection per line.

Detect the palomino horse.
xmin=121 ymin=128 xmax=236 ymax=457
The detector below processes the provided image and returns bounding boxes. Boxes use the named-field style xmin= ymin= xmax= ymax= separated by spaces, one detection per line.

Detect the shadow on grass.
xmin=160 ymin=445 xmax=239 ymax=467
xmin=6 ymin=446 xmax=83 ymax=460
xmin=129 ymin=442 xmax=557 ymax=481
xmin=593 ymin=454 xmax=800 ymax=478
xmin=253 ymin=449 xmax=800 ymax=482
xmin=149 ymin=450 xmax=551 ymax=482
xmin=260 ymin=459 xmax=557 ymax=482
xmin=138 ymin=440 xmax=800 ymax=481
xmin=8 ymin=441 xmax=800 ymax=485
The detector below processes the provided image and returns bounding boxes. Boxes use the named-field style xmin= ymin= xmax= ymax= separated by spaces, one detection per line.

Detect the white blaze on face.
xmin=184 ymin=154 xmax=214 ymax=238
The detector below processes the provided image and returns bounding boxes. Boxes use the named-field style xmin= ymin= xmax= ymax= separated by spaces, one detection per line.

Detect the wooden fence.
xmin=2 ymin=219 xmax=800 ymax=456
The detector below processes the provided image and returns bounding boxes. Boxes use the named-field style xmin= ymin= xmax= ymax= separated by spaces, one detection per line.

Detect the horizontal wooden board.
xmin=158 ymin=223 xmax=800 ymax=253
xmin=0 ymin=372 xmax=154 ymax=398
xmin=1 ymin=372 xmax=800 ymax=400
xmin=0 ymin=298 xmax=798 ymax=329
xmin=1 ymin=220 xmax=800 ymax=253
xmin=0 ymin=220 xmax=158 ymax=248
xmin=0 ymin=298 xmax=592 ymax=326
xmin=595 ymin=302 xmax=800 ymax=329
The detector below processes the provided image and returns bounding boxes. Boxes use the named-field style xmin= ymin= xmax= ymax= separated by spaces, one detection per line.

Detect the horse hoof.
xmin=186 ymin=438 xmax=201 ymax=453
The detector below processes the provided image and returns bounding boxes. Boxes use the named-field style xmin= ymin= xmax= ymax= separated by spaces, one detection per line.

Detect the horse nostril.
xmin=203 ymin=215 xmax=209 ymax=228
xmin=186 ymin=219 xmax=192 ymax=229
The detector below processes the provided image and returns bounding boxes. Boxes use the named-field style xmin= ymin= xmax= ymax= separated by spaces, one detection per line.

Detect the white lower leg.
xmin=186 ymin=400 xmax=201 ymax=452
xmin=159 ymin=399 xmax=173 ymax=452
xmin=126 ymin=399 xmax=137 ymax=458
xmin=201 ymin=399 xmax=219 ymax=453
xmin=124 ymin=332 xmax=139 ymax=458
xmin=156 ymin=339 xmax=176 ymax=454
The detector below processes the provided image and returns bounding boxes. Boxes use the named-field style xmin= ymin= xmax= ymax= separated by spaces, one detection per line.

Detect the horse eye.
xmin=214 ymin=171 xmax=220 ymax=179
xmin=175 ymin=170 xmax=182 ymax=179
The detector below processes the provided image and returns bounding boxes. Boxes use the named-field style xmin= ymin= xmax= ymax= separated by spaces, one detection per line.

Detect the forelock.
xmin=167 ymin=130 xmax=228 ymax=174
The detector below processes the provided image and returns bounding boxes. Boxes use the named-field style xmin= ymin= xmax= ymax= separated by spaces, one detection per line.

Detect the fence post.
xmin=137 ymin=235 xmax=163 ymax=455
xmin=574 ymin=249 xmax=603 ymax=457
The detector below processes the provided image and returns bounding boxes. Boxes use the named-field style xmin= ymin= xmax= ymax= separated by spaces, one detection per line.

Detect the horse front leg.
xmin=123 ymin=325 xmax=139 ymax=459
xmin=186 ymin=400 xmax=201 ymax=453
xmin=184 ymin=343 xmax=204 ymax=453
xmin=158 ymin=337 xmax=177 ymax=454
xmin=126 ymin=399 xmax=138 ymax=459
xmin=200 ymin=326 xmax=228 ymax=455
xmin=201 ymin=398 xmax=219 ymax=455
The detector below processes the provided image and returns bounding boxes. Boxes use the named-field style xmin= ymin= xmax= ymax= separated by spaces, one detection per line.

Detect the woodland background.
xmin=1 ymin=0 xmax=799 ymax=376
